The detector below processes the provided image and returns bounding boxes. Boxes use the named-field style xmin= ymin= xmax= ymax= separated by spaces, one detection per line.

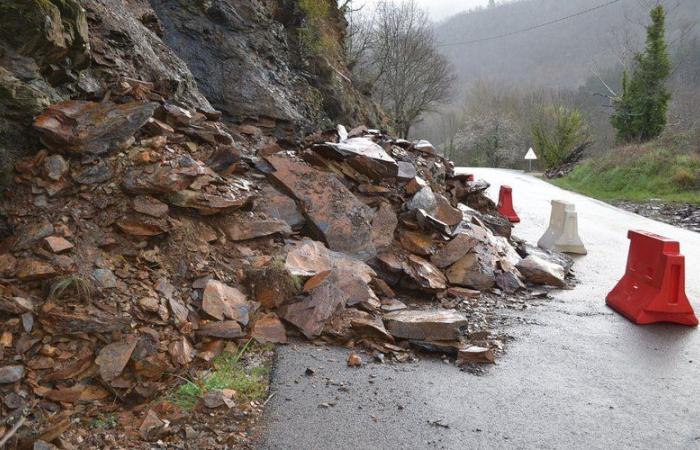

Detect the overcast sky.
xmin=357 ymin=0 xmax=492 ymax=21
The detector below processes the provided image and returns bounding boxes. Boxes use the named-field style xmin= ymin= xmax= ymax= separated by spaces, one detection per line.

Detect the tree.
xmin=610 ymin=5 xmax=671 ymax=143
xmin=453 ymin=113 xmax=521 ymax=168
xmin=532 ymin=105 xmax=590 ymax=169
xmin=348 ymin=0 xmax=454 ymax=137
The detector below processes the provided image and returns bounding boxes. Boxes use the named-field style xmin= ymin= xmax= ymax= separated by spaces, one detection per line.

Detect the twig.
xmin=262 ymin=392 xmax=276 ymax=407
xmin=0 ymin=415 xmax=27 ymax=448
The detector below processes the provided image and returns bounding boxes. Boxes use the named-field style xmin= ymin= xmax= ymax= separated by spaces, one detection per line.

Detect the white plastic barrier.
xmin=538 ymin=200 xmax=587 ymax=255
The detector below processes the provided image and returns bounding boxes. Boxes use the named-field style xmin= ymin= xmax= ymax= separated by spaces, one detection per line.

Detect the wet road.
xmin=259 ymin=168 xmax=700 ymax=450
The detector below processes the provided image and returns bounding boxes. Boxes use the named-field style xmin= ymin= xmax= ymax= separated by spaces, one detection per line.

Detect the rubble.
xmin=0 ymin=97 xmax=576 ymax=446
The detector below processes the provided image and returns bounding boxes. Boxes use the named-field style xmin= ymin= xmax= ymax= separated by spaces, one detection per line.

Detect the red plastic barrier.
xmin=497 ymin=185 xmax=520 ymax=223
xmin=606 ymin=230 xmax=698 ymax=326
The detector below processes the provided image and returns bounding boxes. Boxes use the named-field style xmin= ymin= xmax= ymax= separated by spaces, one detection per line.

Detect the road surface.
xmin=259 ymin=168 xmax=700 ymax=450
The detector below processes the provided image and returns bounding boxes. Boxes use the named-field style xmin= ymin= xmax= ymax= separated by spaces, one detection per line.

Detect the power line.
xmin=436 ymin=0 xmax=623 ymax=48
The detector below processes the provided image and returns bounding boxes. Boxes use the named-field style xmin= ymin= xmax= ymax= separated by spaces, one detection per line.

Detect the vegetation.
xmin=552 ymin=140 xmax=700 ymax=203
xmin=611 ymin=6 xmax=671 ymax=143
xmin=171 ymin=340 xmax=271 ymax=411
xmin=532 ymin=105 xmax=589 ymax=169
xmin=298 ymin=0 xmax=336 ymax=55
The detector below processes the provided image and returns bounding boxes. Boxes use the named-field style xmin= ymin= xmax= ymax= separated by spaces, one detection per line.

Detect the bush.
xmin=531 ymin=105 xmax=589 ymax=169
xmin=672 ymin=167 xmax=698 ymax=189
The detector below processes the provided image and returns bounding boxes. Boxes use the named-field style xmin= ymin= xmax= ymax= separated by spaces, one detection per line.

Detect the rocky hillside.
xmin=0 ymin=0 xmax=382 ymax=184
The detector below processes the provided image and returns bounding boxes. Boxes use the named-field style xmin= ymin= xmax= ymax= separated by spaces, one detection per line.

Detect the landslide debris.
xmin=0 ymin=99 xmax=574 ymax=447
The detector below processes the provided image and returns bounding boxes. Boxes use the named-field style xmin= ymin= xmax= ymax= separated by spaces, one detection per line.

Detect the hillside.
xmin=436 ymin=0 xmax=699 ymax=88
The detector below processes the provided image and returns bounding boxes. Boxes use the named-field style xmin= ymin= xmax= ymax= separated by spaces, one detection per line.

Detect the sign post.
xmin=524 ymin=147 xmax=537 ymax=172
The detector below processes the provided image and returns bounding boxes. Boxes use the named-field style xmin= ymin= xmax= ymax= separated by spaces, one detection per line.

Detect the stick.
xmin=0 ymin=415 xmax=27 ymax=448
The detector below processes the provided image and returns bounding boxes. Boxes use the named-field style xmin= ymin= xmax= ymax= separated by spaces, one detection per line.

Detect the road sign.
xmin=524 ymin=148 xmax=537 ymax=172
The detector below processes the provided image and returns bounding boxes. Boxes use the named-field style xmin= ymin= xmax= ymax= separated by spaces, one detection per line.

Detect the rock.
xmin=43 ymin=236 xmax=73 ymax=253
xmin=446 ymin=287 xmax=481 ymax=300
xmin=397 ymin=161 xmax=417 ymax=180
xmin=413 ymin=140 xmax=436 ymax=155
xmin=139 ymin=409 xmax=165 ymax=441
xmin=405 ymin=176 xmax=427 ymax=195
xmin=12 ymin=220 xmax=54 ymax=251
xmin=406 ymin=187 xmax=437 ymax=214
xmin=350 ymin=315 xmax=395 ymax=342
xmin=278 ymin=271 xmax=349 ymax=339
xmin=516 ymin=255 xmax=566 ymax=287
xmin=431 ymin=233 xmax=477 ymax=269
xmin=202 ymin=389 xmax=236 ymax=409
xmin=518 ymin=244 xmax=574 ymax=273
xmin=381 ymin=298 xmax=407 ymax=312
xmin=446 ymin=253 xmax=497 ymax=291
xmin=266 ymin=155 xmax=376 ymax=259
xmin=457 ymin=346 xmax=495 ymax=364
xmin=399 ymin=231 xmax=434 ymax=256
xmin=249 ymin=262 xmax=302 ymax=310
xmin=347 ymin=352 xmax=363 ymax=367
xmin=496 ymin=271 xmax=525 ymax=294
xmin=44 ymin=154 xmax=69 ymax=181
xmin=316 ymin=138 xmax=399 ymax=179
xmin=0 ymin=253 xmax=17 ymax=277
xmin=16 ymin=259 xmax=57 ymax=281
xmin=0 ymin=365 xmax=24 ymax=384
xmin=285 ymin=239 xmax=376 ymax=283
xmin=201 ymin=280 xmax=249 ymax=325
xmin=34 ymin=441 xmax=59 ymax=450
xmin=252 ymin=314 xmax=288 ymax=344
xmin=304 ymin=270 xmax=379 ymax=311
xmin=72 ymin=160 xmax=114 ymax=184
xmin=139 ymin=297 xmax=160 ymax=313
xmin=34 ymin=101 xmax=156 ymax=155
xmin=371 ymin=202 xmax=398 ymax=250
xmin=257 ymin=185 xmax=305 ymax=230
xmin=93 ymin=268 xmax=117 ymax=289
xmin=122 ymin=162 xmax=198 ymax=195
xmin=197 ymin=321 xmax=244 ymax=339
xmin=115 ymin=217 xmax=168 ymax=237
xmin=39 ymin=304 xmax=130 ymax=335
xmin=221 ymin=215 xmax=291 ymax=241
xmin=166 ymin=189 xmax=254 ymax=215
xmin=169 ymin=337 xmax=194 ymax=366
xmin=95 ymin=335 xmax=138 ymax=382
xmin=133 ymin=195 xmax=169 ymax=218
xmin=0 ymin=296 xmax=34 ymax=315
xmin=434 ymin=194 xmax=463 ymax=227
xmin=384 ymin=310 xmax=468 ymax=341
xmin=402 ymin=254 xmax=447 ymax=292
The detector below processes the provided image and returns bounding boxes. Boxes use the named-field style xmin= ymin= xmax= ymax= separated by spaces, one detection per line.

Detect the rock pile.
xmin=0 ymin=96 xmax=573 ymax=445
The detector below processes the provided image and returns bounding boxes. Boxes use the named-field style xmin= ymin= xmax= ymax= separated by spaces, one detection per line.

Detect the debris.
xmin=43 ymin=236 xmax=74 ymax=253
xmin=517 ymin=255 xmax=567 ymax=287
xmin=201 ymin=280 xmax=249 ymax=325
xmin=457 ymin=346 xmax=495 ymax=364
xmin=347 ymin=352 xmax=363 ymax=367
xmin=252 ymin=314 xmax=288 ymax=344
xmin=383 ymin=310 xmax=468 ymax=341
xmin=95 ymin=335 xmax=138 ymax=382
xmin=0 ymin=365 xmax=25 ymax=384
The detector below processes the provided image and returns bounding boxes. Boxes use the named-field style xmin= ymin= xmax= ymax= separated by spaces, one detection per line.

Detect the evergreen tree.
xmin=611 ymin=5 xmax=671 ymax=142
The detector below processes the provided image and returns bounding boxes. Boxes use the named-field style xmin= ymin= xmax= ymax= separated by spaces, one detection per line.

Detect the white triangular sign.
xmin=525 ymin=148 xmax=537 ymax=160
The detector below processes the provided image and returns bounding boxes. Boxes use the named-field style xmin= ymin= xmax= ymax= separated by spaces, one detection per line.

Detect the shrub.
xmin=531 ymin=105 xmax=590 ymax=169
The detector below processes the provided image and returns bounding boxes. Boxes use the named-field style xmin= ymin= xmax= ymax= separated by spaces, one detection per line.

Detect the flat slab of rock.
xmin=196 ymin=321 xmax=244 ymax=339
xmin=457 ymin=346 xmax=495 ymax=364
xmin=34 ymin=100 xmax=156 ymax=155
xmin=257 ymin=185 xmax=305 ymax=230
xmin=252 ymin=314 xmax=288 ymax=344
xmin=316 ymin=138 xmax=398 ymax=179
xmin=95 ymin=335 xmax=138 ymax=382
xmin=221 ymin=215 xmax=291 ymax=241
xmin=384 ymin=310 xmax=467 ymax=341
xmin=266 ymin=155 xmax=376 ymax=259
xmin=371 ymin=202 xmax=398 ymax=251
xmin=0 ymin=365 xmax=24 ymax=384
xmin=201 ymin=280 xmax=249 ymax=325
xmin=445 ymin=253 xmax=497 ymax=291
xmin=285 ymin=239 xmax=376 ymax=283
xmin=516 ymin=255 xmax=566 ymax=287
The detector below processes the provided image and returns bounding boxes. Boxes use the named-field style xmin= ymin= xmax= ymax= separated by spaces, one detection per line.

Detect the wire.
xmin=437 ymin=0 xmax=623 ymax=48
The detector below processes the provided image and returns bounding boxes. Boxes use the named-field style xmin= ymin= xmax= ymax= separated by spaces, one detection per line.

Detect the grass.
xmin=91 ymin=414 xmax=117 ymax=430
xmin=551 ymin=142 xmax=700 ymax=204
xmin=47 ymin=275 xmax=94 ymax=303
xmin=170 ymin=340 xmax=272 ymax=411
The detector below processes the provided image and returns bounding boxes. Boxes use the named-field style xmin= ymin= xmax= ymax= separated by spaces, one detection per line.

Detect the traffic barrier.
xmin=537 ymin=200 xmax=587 ymax=255
xmin=497 ymin=185 xmax=520 ymax=223
xmin=606 ymin=230 xmax=698 ymax=326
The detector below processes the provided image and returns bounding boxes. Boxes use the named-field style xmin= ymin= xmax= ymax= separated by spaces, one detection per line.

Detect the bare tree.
xmin=349 ymin=0 xmax=454 ymax=138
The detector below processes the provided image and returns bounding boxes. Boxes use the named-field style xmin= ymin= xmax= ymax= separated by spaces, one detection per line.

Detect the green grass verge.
xmin=551 ymin=143 xmax=700 ymax=204
xmin=170 ymin=340 xmax=272 ymax=410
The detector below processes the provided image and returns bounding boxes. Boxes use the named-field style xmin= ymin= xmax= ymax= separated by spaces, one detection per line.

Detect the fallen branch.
xmin=0 ymin=415 xmax=27 ymax=448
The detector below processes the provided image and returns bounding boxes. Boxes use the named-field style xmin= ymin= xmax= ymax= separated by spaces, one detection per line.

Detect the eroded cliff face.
xmin=0 ymin=0 xmax=381 ymax=183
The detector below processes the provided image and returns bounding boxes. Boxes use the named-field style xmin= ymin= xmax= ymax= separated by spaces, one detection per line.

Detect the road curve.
xmin=259 ymin=168 xmax=700 ymax=450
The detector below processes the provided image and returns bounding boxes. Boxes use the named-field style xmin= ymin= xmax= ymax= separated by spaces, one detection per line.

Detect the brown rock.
xmin=495 ymin=271 xmax=525 ymax=294
xmin=266 ymin=155 xmax=376 ymax=259
xmin=457 ymin=346 xmax=495 ymax=364
xmin=350 ymin=315 xmax=395 ymax=342
xmin=251 ymin=314 xmax=288 ymax=344
xmin=39 ymin=304 xmax=130 ymax=335
xmin=434 ymin=194 xmax=463 ymax=227
xmin=384 ymin=310 xmax=468 ymax=341
xmin=371 ymin=202 xmax=398 ymax=251
xmin=43 ymin=236 xmax=74 ymax=253
xmin=516 ymin=255 xmax=566 ymax=287
xmin=347 ymin=352 xmax=363 ymax=367
xmin=115 ymin=217 xmax=168 ymax=237
xmin=16 ymin=259 xmax=57 ymax=281
xmin=44 ymin=154 xmax=69 ymax=181
xmin=95 ymin=335 xmax=138 ymax=382
xmin=446 ymin=287 xmax=481 ymax=299
xmin=431 ymin=233 xmax=477 ymax=268
xmin=133 ymin=195 xmax=169 ymax=218
xmin=399 ymin=231 xmax=434 ymax=256
xmin=166 ymin=189 xmax=254 ymax=215
xmin=0 ymin=296 xmax=34 ymax=315
xmin=446 ymin=253 xmax=497 ymax=291
xmin=285 ymin=239 xmax=375 ymax=283
xmin=278 ymin=272 xmax=348 ymax=339
xmin=250 ymin=262 xmax=301 ymax=310
xmin=221 ymin=215 xmax=291 ymax=241
xmin=12 ymin=221 xmax=54 ymax=251
xmin=257 ymin=185 xmax=305 ymax=229
xmin=402 ymin=254 xmax=447 ymax=292
xmin=122 ymin=162 xmax=198 ymax=195
xmin=169 ymin=337 xmax=194 ymax=366
xmin=139 ymin=409 xmax=165 ymax=441
xmin=34 ymin=100 xmax=156 ymax=155
xmin=405 ymin=176 xmax=427 ymax=195
xmin=197 ymin=321 xmax=244 ymax=339
xmin=0 ymin=253 xmax=17 ymax=277
xmin=202 ymin=280 xmax=249 ymax=325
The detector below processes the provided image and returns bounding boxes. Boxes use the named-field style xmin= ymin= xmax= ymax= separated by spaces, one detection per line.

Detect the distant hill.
xmin=436 ymin=0 xmax=700 ymax=89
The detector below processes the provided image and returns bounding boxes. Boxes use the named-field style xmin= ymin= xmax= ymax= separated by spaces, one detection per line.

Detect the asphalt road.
xmin=259 ymin=168 xmax=700 ymax=450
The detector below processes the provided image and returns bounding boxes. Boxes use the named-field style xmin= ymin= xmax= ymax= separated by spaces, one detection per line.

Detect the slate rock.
xmin=516 ymin=255 xmax=566 ymax=287
xmin=384 ymin=310 xmax=468 ymax=341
